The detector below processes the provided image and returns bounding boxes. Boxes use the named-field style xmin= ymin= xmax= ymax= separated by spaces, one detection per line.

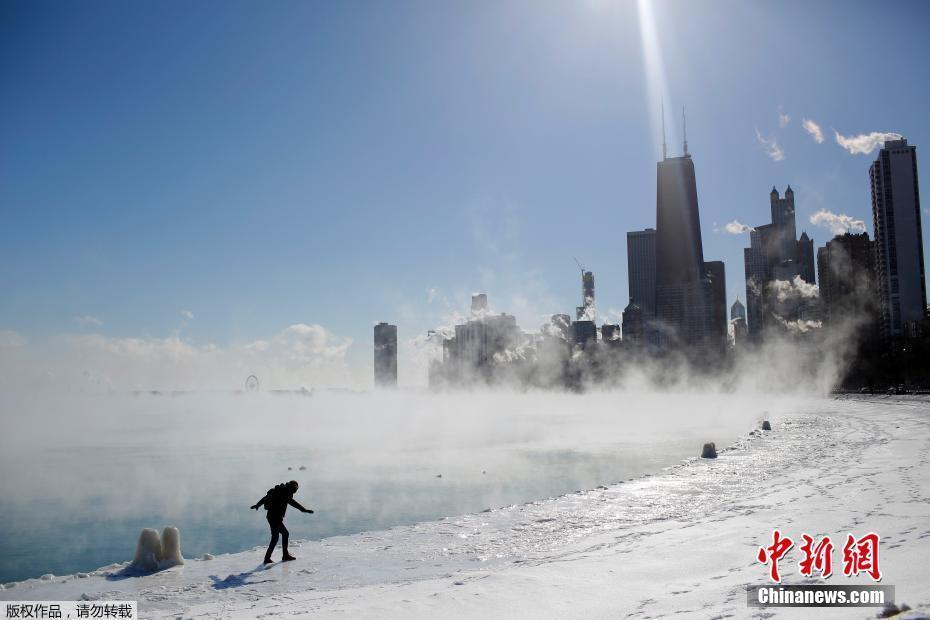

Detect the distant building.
xmin=576 ymin=271 xmax=595 ymax=321
xmin=654 ymin=144 xmax=719 ymax=353
xmin=743 ymin=227 xmax=769 ymax=341
xmin=870 ymin=138 xmax=927 ymax=341
xmin=730 ymin=297 xmax=748 ymax=346
xmin=703 ymin=260 xmax=728 ymax=352
xmin=731 ymin=297 xmax=746 ymax=323
xmin=373 ymin=322 xmax=398 ymax=388
xmin=797 ymin=231 xmax=816 ymax=284
xmin=817 ymin=232 xmax=877 ymax=330
xmin=571 ymin=320 xmax=597 ymax=349
xmin=627 ymin=228 xmax=656 ymax=317
xmin=770 ymin=186 xmax=798 ymax=265
xmin=622 ymin=300 xmax=645 ymax=345
xmin=470 ymin=293 xmax=488 ymax=317
xmin=600 ymin=323 xmax=621 ymax=343
xmin=430 ymin=296 xmax=524 ymax=387
xmin=744 ymin=187 xmax=817 ymax=339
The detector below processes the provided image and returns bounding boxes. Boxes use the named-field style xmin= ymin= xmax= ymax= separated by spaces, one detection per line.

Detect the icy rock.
xmin=131 ymin=527 xmax=184 ymax=571
xmin=201 ymin=553 xmax=215 ymax=561
xmin=76 ymin=573 xmax=89 ymax=579
xmin=160 ymin=527 xmax=184 ymax=567
xmin=299 ymin=465 xmax=307 ymax=471
xmin=436 ymin=474 xmax=442 ymax=478
xmin=701 ymin=442 xmax=717 ymax=459
xmin=762 ymin=420 xmax=772 ymax=431
xmin=40 ymin=574 xmax=54 ymax=581
xmin=878 ymin=602 xmax=911 ymax=618
xmin=132 ymin=529 xmax=162 ymax=571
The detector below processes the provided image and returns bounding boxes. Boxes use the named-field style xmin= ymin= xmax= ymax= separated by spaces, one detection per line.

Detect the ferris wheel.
xmin=245 ymin=374 xmax=260 ymax=392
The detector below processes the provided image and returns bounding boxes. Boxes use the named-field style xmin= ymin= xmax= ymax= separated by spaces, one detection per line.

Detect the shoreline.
xmin=3 ymin=396 xmax=930 ymax=618
xmin=2 ymin=411 xmax=762 ymax=587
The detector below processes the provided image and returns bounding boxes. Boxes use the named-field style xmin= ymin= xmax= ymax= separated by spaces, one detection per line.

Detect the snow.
xmin=3 ymin=396 xmax=930 ymax=618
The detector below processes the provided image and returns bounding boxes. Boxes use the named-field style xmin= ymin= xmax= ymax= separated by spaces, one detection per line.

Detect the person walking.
xmin=251 ymin=480 xmax=313 ymax=563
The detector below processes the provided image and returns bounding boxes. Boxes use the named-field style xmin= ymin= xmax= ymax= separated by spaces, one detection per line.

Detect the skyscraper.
xmin=770 ymin=186 xmax=798 ymax=265
xmin=654 ymin=140 xmax=716 ymax=351
xmin=743 ymin=228 xmax=768 ymax=341
xmin=703 ymin=260 xmax=728 ymax=351
xmin=870 ymin=138 xmax=927 ymax=341
xmin=817 ymin=232 xmax=876 ymax=329
xmin=622 ymin=300 xmax=645 ymax=345
xmin=730 ymin=297 xmax=748 ymax=346
xmin=797 ymin=231 xmax=816 ymax=284
xmin=656 ymin=157 xmax=704 ymax=289
xmin=743 ymin=186 xmax=815 ymax=339
xmin=373 ymin=322 xmax=398 ymax=388
xmin=627 ymin=228 xmax=656 ymax=317
xmin=731 ymin=297 xmax=746 ymax=323
xmin=575 ymin=270 xmax=595 ymax=321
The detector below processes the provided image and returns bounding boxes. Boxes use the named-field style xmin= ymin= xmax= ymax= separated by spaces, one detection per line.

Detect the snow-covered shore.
xmin=3 ymin=395 xmax=929 ymax=618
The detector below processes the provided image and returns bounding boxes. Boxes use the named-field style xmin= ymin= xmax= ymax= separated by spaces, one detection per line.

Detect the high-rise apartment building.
xmin=870 ymin=138 xmax=927 ymax=340
xmin=627 ymin=228 xmax=656 ymax=317
xmin=373 ymin=322 xmax=398 ymax=388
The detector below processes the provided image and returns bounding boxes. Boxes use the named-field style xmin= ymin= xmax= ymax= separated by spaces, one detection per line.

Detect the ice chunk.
xmin=160 ymin=527 xmax=184 ymax=567
xmin=131 ymin=529 xmax=162 ymax=571
xmin=130 ymin=527 xmax=184 ymax=571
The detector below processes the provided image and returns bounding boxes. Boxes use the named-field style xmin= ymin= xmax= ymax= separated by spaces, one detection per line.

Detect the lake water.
xmin=0 ymin=390 xmax=766 ymax=583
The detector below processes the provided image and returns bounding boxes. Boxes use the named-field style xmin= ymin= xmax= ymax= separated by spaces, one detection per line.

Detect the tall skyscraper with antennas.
xmin=652 ymin=109 xmax=725 ymax=354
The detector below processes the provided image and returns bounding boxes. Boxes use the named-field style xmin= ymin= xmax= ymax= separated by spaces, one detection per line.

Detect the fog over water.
xmin=0 ymin=388 xmax=797 ymax=583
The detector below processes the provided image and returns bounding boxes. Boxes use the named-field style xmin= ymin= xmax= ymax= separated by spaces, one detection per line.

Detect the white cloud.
xmin=801 ymin=118 xmax=824 ymax=144
xmin=810 ymin=209 xmax=867 ymax=235
xmin=74 ymin=315 xmax=103 ymax=327
xmin=778 ymin=106 xmax=791 ymax=128
xmin=0 ymin=323 xmax=355 ymax=393
xmin=834 ymin=130 xmax=902 ymax=155
xmin=755 ymin=129 xmax=785 ymax=161
xmin=723 ymin=220 xmax=754 ymax=234
xmin=259 ymin=323 xmax=352 ymax=366
xmin=0 ymin=329 xmax=26 ymax=348
xmin=180 ymin=310 xmax=194 ymax=321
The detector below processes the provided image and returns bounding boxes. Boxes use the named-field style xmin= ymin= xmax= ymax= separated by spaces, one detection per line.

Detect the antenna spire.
xmin=682 ymin=106 xmax=689 ymax=156
xmin=661 ymin=102 xmax=667 ymax=160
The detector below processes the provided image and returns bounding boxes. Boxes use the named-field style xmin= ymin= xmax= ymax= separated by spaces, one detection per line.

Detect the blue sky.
xmin=2 ymin=0 xmax=929 ymax=388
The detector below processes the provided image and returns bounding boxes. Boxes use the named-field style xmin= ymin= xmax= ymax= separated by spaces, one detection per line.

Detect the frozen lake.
xmin=0 ymin=390 xmax=766 ymax=583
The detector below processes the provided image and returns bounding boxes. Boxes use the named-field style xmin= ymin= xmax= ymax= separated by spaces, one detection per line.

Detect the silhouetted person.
xmin=251 ymin=480 xmax=313 ymax=564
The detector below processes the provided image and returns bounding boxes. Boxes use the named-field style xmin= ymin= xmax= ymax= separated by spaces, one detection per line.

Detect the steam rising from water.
xmin=0 ymin=388 xmax=812 ymax=582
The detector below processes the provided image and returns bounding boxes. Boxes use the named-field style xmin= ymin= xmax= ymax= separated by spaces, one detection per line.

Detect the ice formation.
xmin=130 ymin=527 xmax=184 ymax=571
xmin=160 ymin=527 xmax=184 ymax=567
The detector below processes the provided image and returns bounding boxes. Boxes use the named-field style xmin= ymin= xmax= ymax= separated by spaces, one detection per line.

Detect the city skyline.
xmin=2 ymin=0 xmax=930 ymax=388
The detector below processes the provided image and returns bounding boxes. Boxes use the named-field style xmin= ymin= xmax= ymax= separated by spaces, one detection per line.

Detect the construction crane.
xmin=573 ymin=256 xmax=585 ymax=275
xmin=572 ymin=257 xmax=595 ymax=322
